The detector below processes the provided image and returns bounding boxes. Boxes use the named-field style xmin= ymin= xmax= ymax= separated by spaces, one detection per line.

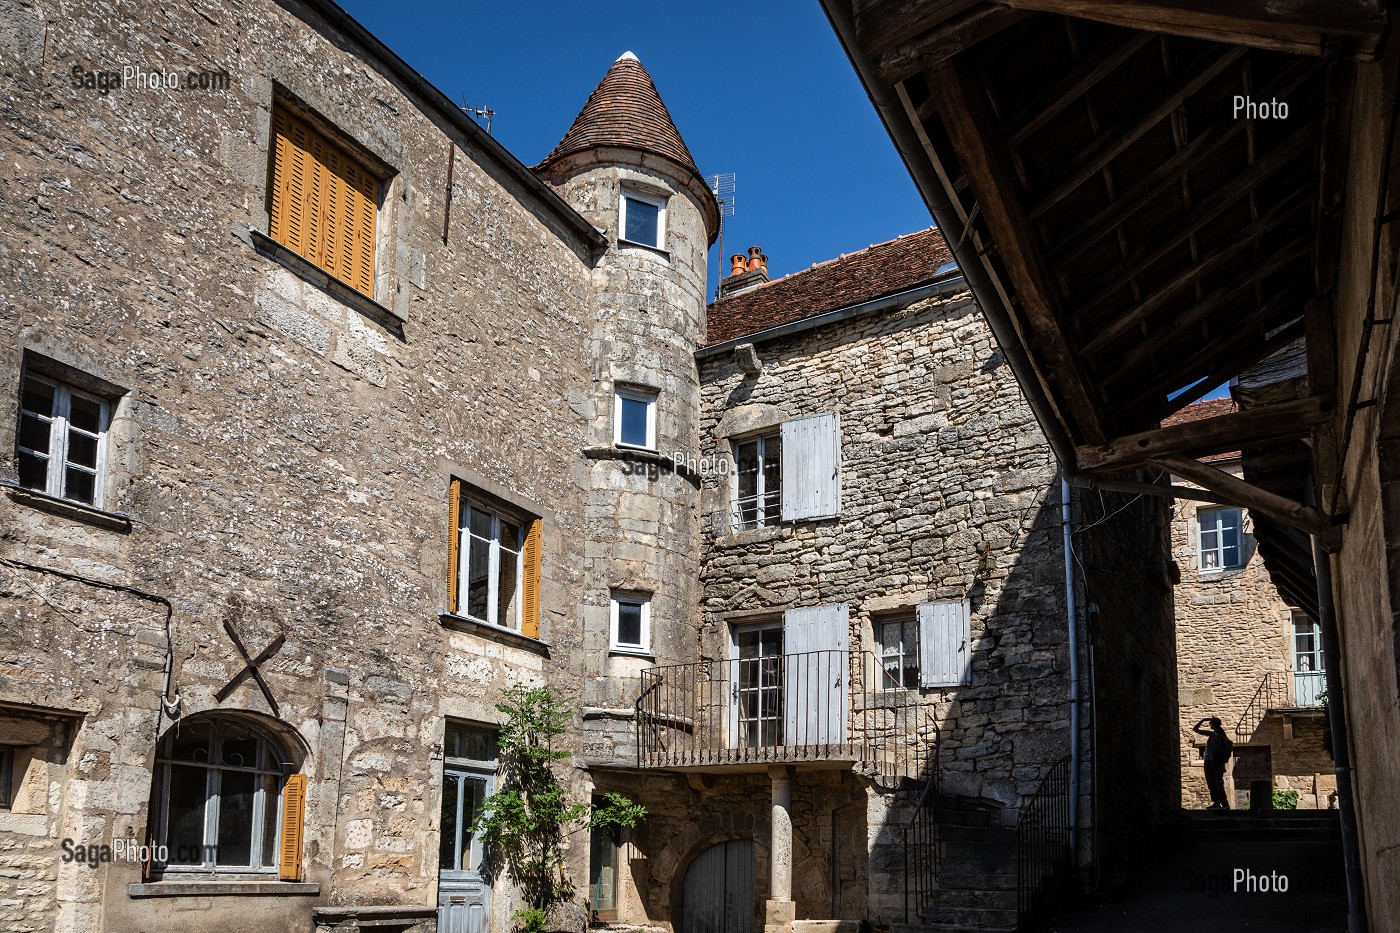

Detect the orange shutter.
xmin=521 ymin=519 xmax=542 ymax=638
xmin=267 ymin=106 xmax=378 ymax=297
xmin=447 ymin=479 xmax=462 ymax=614
xmin=279 ymin=773 xmax=307 ymax=881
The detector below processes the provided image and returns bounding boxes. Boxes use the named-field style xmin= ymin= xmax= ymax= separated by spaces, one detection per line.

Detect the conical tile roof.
xmin=537 ymin=52 xmax=703 ymax=180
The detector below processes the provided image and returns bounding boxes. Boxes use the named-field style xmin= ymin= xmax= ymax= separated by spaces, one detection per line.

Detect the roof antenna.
xmin=707 ymin=172 xmax=736 ymax=299
xmin=460 ymin=96 xmax=497 ymax=135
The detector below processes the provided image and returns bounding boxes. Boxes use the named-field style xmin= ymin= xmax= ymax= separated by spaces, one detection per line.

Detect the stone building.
xmin=1166 ymin=399 xmax=1333 ymax=810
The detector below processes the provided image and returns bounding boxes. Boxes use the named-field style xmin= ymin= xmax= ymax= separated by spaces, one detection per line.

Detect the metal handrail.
xmin=1235 ymin=671 xmax=1286 ymax=742
xmin=1016 ymin=755 xmax=1072 ymax=928
xmin=902 ymin=711 xmax=942 ymax=923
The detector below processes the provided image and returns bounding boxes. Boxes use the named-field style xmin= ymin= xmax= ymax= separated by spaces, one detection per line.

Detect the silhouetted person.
xmin=1193 ymin=716 xmax=1234 ymax=809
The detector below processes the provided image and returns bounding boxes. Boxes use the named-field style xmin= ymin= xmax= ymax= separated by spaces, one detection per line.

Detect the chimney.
xmin=717 ymin=244 xmax=770 ymax=299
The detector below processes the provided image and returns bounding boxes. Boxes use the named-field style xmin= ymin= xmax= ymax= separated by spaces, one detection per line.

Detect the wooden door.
xmin=682 ymin=839 xmax=754 ymax=933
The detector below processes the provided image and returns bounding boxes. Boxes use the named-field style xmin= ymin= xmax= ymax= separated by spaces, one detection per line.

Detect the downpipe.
xmin=1061 ymin=477 xmax=1082 ymax=860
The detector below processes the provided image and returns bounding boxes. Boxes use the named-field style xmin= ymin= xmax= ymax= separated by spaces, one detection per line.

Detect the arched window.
xmin=150 ymin=715 xmax=298 ymax=874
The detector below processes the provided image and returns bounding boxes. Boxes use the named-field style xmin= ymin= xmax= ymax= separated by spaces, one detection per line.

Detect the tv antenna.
xmin=460 ymin=98 xmax=496 ymax=135
xmin=707 ymin=172 xmax=736 ymax=296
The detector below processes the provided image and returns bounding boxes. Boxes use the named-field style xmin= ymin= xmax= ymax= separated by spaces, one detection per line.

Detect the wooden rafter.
xmin=1077 ymin=189 xmax=1312 ymax=348
xmin=926 ymin=57 xmax=1108 ymax=444
xmin=1028 ymin=45 xmax=1247 ymax=221
xmin=1150 ymin=454 xmax=1327 ymax=537
xmin=1003 ymin=31 xmax=1156 ymax=146
xmin=872 ymin=4 xmax=1032 ymax=86
xmin=1049 ymin=59 xmax=1318 ymax=263
xmin=1077 ymin=394 xmax=1333 ymax=471
xmin=996 ymin=0 xmax=1385 ymax=60
xmin=853 ymin=0 xmax=983 ymax=56
xmin=1099 ymin=237 xmax=1312 ymax=386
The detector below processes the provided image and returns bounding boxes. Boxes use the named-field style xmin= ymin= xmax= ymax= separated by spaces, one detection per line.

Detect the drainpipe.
xmin=1061 ymin=477 xmax=1081 ymax=860
xmin=1310 ymin=529 xmax=1368 ymax=933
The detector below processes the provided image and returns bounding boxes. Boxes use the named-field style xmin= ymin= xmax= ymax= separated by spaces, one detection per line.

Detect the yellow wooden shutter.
xmin=447 ymin=479 xmax=462 ymax=614
xmin=267 ymin=106 xmax=378 ymax=297
xmin=279 ymin=773 xmax=307 ymax=881
xmin=521 ymin=519 xmax=542 ymax=638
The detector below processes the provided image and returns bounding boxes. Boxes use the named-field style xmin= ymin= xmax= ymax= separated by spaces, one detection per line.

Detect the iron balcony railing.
xmin=1235 ymin=670 xmax=1326 ymax=742
xmin=635 ymin=649 xmax=934 ymax=782
xmin=902 ymin=726 xmax=942 ymax=924
xmin=1016 ymin=755 xmax=1072 ymax=929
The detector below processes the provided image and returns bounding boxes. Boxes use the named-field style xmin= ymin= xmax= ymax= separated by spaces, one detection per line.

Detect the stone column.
xmin=765 ymin=765 xmax=795 ymax=933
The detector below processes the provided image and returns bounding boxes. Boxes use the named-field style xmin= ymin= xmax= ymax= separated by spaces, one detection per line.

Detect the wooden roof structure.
xmin=821 ymin=0 xmax=1389 ymax=546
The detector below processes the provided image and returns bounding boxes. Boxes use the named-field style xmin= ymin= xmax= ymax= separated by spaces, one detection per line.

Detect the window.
xmin=0 ymin=746 xmax=12 ymax=809
xmin=733 ymin=432 xmax=782 ymax=530
xmin=150 ymin=715 xmax=301 ymax=877
xmin=16 ymin=372 xmax=110 ymax=508
xmin=879 ymin=615 xmax=919 ymax=690
xmin=619 ymin=189 xmax=665 ymax=250
xmin=448 ymin=482 xmax=542 ymax=637
xmin=267 ymin=103 xmax=382 ymax=297
xmin=733 ymin=622 xmax=784 ymax=749
xmin=1198 ymin=506 xmax=1243 ymax=570
xmin=610 ymin=592 xmax=651 ymax=653
xmin=614 ymin=388 xmax=657 ymax=449
xmin=588 ymin=796 xmax=621 ymax=918
xmin=439 ymin=723 xmax=496 ymax=879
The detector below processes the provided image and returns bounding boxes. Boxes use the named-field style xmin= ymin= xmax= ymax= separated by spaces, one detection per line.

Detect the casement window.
xmin=1197 ymin=506 xmax=1243 ymax=571
xmin=729 ymin=604 xmax=850 ymax=750
xmin=439 ymin=722 xmax=497 ymax=877
xmin=619 ymin=189 xmax=665 ymax=250
xmin=447 ymin=481 xmax=542 ymax=637
xmin=267 ymin=103 xmax=382 ymax=297
xmin=588 ymin=796 xmax=621 ymax=919
xmin=878 ymin=615 xmax=919 ymax=691
xmin=149 ymin=715 xmax=303 ymax=878
xmin=16 ymin=372 xmax=110 ymax=508
xmin=732 ymin=412 xmax=841 ymax=530
xmin=614 ymin=388 xmax=657 ymax=449
xmin=917 ymin=600 xmax=971 ymax=689
xmin=610 ymin=592 xmax=651 ymax=654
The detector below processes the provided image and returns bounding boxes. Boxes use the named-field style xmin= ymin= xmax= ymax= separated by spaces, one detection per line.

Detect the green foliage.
xmin=474 ymin=685 xmax=646 ymax=933
xmin=1273 ymin=789 xmax=1300 ymax=810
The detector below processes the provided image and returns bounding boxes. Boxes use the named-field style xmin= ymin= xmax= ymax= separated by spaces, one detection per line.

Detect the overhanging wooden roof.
xmin=822 ymin=0 xmax=1387 ymax=539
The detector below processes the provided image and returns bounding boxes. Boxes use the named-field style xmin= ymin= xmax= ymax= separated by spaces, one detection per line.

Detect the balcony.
xmin=635 ymin=649 xmax=933 ymax=781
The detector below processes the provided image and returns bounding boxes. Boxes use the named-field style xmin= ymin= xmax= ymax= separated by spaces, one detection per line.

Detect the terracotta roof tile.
xmin=537 ymin=52 xmax=702 ymax=179
xmin=705 ymin=228 xmax=953 ymax=346
xmin=1162 ymin=397 xmax=1239 ymax=462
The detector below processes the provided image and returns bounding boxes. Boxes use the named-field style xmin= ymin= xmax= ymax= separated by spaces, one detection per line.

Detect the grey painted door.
xmin=438 ymin=769 xmax=492 ymax=933
xmin=683 ymin=839 xmax=754 ymax=933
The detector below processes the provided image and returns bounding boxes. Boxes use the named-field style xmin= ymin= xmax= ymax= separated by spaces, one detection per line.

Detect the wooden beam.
xmin=854 ymin=0 xmax=983 ymax=56
xmin=1004 ymin=31 xmax=1156 ymax=146
xmin=998 ymin=0 xmax=1385 ymax=61
xmin=1049 ymin=58 xmax=1318 ymax=262
xmin=926 ymin=57 xmax=1108 ymax=444
xmin=1078 ymin=394 xmax=1334 ymax=471
xmin=873 ymin=4 xmax=1032 ymax=86
xmin=1149 ymin=454 xmax=1327 ymax=537
xmin=1100 ymin=238 xmax=1312 ymax=386
xmin=1029 ymin=45 xmax=1246 ymax=221
xmin=1077 ymin=189 xmax=1312 ymax=352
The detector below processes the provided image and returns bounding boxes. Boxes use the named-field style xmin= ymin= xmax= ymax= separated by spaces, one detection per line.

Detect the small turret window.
xmin=620 ymin=189 xmax=666 ymax=250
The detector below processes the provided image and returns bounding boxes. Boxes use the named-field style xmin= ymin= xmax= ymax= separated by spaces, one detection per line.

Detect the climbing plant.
xmin=475 ymin=684 xmax=646 ymax=933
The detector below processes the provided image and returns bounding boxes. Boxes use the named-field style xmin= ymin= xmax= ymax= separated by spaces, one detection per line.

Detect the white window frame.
xmin=16 ymin=372 xmax=110 ymax=508
xmin=613 ymin=388 xmax=658 ymax=450
xmin=458 ymin=501 xmax=525 ymax=631
xmin=609 ymin=591 xmax=651 ymax=654
xmin=878 ymin=615 xmax=919 ymax=691
xmin=732 ymin=431 xmax=782 ymax=530
xmin=1197 ymin=506 xmax=1243 ymax=572
xmin=619 ymin=188 xmax=666 ymax=251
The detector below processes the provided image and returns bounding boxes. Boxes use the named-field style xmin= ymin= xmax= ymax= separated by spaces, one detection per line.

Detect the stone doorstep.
xmin=791 ymin=922 xmax=863 ymax=933
xmin=313 ymin=904 xmax=438 ymax=930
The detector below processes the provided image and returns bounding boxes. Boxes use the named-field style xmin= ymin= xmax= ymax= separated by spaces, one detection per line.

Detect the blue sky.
xmin=336 ymin=0 xmax=933 ymax=293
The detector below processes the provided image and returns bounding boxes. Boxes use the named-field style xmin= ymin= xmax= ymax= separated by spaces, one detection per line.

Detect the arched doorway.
xmin=681 ymin=839 xmax=753 ymax=933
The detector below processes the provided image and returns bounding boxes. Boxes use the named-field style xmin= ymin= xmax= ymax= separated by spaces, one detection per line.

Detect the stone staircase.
xmin=895 ymin=794 xmax=1021 ymax=933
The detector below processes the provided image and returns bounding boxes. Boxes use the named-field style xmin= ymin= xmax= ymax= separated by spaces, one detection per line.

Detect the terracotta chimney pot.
xmin=731 ymin=254 xmax=747 ymax=276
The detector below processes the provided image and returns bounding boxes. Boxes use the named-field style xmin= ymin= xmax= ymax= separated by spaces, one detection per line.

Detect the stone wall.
xmin=0 ymin=0 xmax=625 ymax=929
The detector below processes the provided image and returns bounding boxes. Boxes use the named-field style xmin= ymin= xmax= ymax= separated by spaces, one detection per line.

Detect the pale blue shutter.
xmin=783 ymin=603 xmax=849 ymax=745
xmin=780 ymin=413 xmax=841 ymax=521
xmin=919 ymin=600 xmax=969 ymax=688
